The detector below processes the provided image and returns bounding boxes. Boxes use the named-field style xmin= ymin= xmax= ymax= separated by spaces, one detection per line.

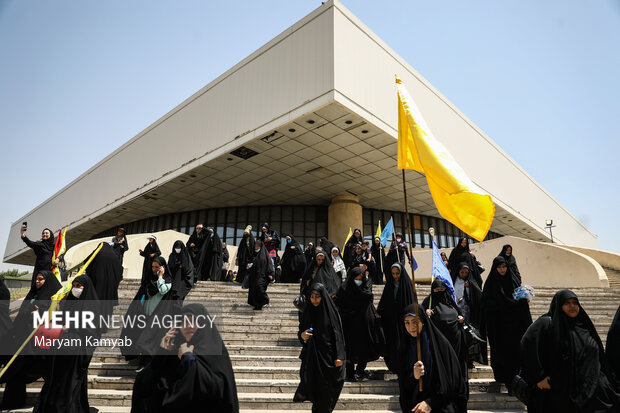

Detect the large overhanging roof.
xmin=10 ymin=102 xmax=543 ymax=266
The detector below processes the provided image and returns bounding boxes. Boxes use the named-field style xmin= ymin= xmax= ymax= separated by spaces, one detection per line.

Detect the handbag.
xmin=293 ymin=294 xmax=306 ymax=312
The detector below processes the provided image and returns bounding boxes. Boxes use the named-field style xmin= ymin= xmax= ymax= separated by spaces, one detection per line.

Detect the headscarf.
xmin=447 ymin=237 xmax=469 ymax=274
xmin=41 ymin=228 xmax=55 ymax=252
xmin=146 ymin=256 xmax=173 ymax=297
xmin=481 ymin=256 xmax=520 ymax=312
xmin=303 ymin=251 xmax=340 ymax=296
xmin=499 ymin=244 xmax=521 ymax=284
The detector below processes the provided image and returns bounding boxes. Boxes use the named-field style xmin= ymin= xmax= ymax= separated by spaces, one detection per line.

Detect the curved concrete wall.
xmin=561 ymin=246 xmax=620 ymax=271
xmin=410 ymin=236 xmax=608 ymax=288
xmin=65 ymin=230 xmax=239 ymax=279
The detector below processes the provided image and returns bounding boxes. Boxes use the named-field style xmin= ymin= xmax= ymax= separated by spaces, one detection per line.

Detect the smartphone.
xmin=22 ymin=221 xmax=27 ymax=228
xmin=308 ymin=328 xmax=313 ymax=333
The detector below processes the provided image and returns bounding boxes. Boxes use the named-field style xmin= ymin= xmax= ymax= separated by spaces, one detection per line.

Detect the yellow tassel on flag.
xmin=396 ymin=76 xmax=495 ymax=241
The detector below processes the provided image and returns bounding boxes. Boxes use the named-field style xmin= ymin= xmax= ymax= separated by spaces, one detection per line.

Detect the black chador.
xmin=132 ymin=304 xmax=239 ymax=413
xmin=21 ymin=228 xmax=55 ymax=284
xmin=247 ymin=240 xmax=273 ymax=310
xmin=85 ymin=242 xmax=123 ymax=326
xmin=33 ymin=275 xmax=102 ymax=413
xmin=111 ymin=228 xmax=129 ymax=265
xmin=195 ymin=228 xmax=223 ymax=281
xmin=521 ymin=290 xmax=619 ymax=413
xmin=304 ymin=242 xmax=316 ymax=268
xmin=481 ymin=256 xmax=531 ymax=388
xmin=447 ymin=237 xmax=483 ymax=288
xmin=168 ymin=240 xmax=195 ymax=300
xmin=398 ymin=303 xmax=468 ymax=413
xmin=334 ymin=267 xmax=384 ymax=380
xmin=499 ymin=244 xmax=521 ymax=284
xmin=294 ymin=283 xmax=346 ymax=413
xmin=607 ymin=304 xmax=620 ymax=392
xmin=370 ymin=237 xmax=386 ymax=285
xmin=385 ymin=232 xmax=411 ymax=272
xmin=235 ymin=228 xmax=255 ymax=285
xmin=376 ymin=263 xmax=415 ymax=374
xmin=280 ymin=234 xmax=307 ymax=283
xmin=186 ymin=226 xmax=207 ymax=276
xmin=342 ymin=228 xmax=363 ymax=269
xmin=140 ymin=237 xmax=161 ymax=287
xmin=301 ymin=251 xmax=341 ymax=299
xmin=422 ymin=279 xmax=468 ymax=377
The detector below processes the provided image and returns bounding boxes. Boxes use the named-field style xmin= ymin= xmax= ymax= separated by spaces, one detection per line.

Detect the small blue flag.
xmin=380 ymin=217 xmax=394 ymax=247
xmin=432 ymin=240 xmax=456 ymax=303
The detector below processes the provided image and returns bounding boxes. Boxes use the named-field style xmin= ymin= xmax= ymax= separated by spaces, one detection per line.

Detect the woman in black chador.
xmin=33 ymin=275 xmax=102 ymax=413
xmin=304 ymin=242 xmax=316 ymax=268
xmin=448 ymin=237 xmax=483 ymax=288
xmin=235 ymin=226 xmax=255 ymax=285
xmin=247 ymin=240 xmax=273 ymax=310
xmin=280 ymin=234 xmax=307 ymax=283
xmin=385 ymin=232 xmax=411 ymax=271
xmin=607 ymin=304 xmax=620 ymax=392
xmin=85 ymin=242 xmax=124 ymax=326
xmin=334 ymin=267 xmax=383 ymax=381
xmin=398 ymin=303 xmax=468 ymax=413
xmin=168 ymin=240 xmax=195 ymax=300
xmin=377 ymin=263 xmax=415 ymax=374
xmin=521 ymin=290 xmax=620 ymax=413
xmin=370 ymin=236 xmax=386 ymax=285
xmin=111 ymin=227 xmax=129 ymax=265
xmin=139 ymin=235 xmax=161 ymax=287
xmin=301 ymin=251 xmax=341 ymax=299
xmin=132 ymin=303 xmax=239 ymax=413
xmin=20 ymin=225 xmax=55 ymax=284
xmin=422 ymin=278 xmax=468 ymax=379
xmin=0 ymin=272 xmax=59 ymax=409
xmin=342 ymin=228 xmax=363 ymax=269
xmin=196 ymin=227 xmax=223 ymax=281
xmin=294 ymin=283 xmax=346 ymax=413
xmin=498 ymin=244 xmax=521 ymax=283
xmin=481 ymin=256 xmax=531 ymax=389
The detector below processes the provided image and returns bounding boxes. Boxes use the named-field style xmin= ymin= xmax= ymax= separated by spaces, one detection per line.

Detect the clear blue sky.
xmin=1 ymin=0 xmax=619 ymax=272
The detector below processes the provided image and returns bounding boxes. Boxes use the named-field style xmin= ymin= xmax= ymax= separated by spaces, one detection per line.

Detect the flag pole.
xmin=401 ymin=169 xmax=422 ymax=391
xmin=428 ymin=227 xmax=436 ymax=310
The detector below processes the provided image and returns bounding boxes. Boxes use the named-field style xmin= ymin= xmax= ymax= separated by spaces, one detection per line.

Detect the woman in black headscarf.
xmin=20 ymin=225 xmax=55 ymax=284
xmin=139 ymin=235 xmax=161 ymax=287
xmin=521 ymin=290 xmax=620 ymax=413
xmin=399 ymin=303 xmax=468 ymax=413
xmin=280 ymin=234 xmax=307 ymax=283
xmin=196 ymin=227 xmax=223 ymax=281
xmin=304 ymin=242 xmax=316 ymax=268
xmin=132 ymin=303 xmax=239 ymax=412
xmin=607 ymin=304 xmax=620 ymax=392
xmin=168 ymin=240 xmax=195 ymax=300
xmin=111 ymin=227 xmax=129 ymax=265
xmin=448 ymin=237 xmax=483 ymax=288
xmin=385 ymin=233 xmax=410 ymax=271
xmin=86 ymin=242 xmax=124 ymax=326
xmin=422 ymin=279 xmax=468 ymax=378
xmin=247 ymin=240 xmax=273 ymax=310
xmin=120 ymin=256 xmax=177 ymax=366
xmin=0 ymin=270 xmax=62 ymax=409
xmin=235 ymin=226 xmax=255 ymax=285
xmin=377 ymin=263 xmax=415 ymax=374
xmin=342 ymin=228 xmax=363 ymax=270
xmin=334 ymin=267 xmax=383 ymax=381
xmin=301 ymin=251 xmax=341 ymax=299
xmin=481 ymin=256 xmax=531 ymax=389
xmin=186 ymin=225 xmax=206 ymax=270
xmin=370 ymin=237 xmax=386 ymax=285
xmin=319 ymin=237 xmax=336 ymax=257
xmin=33 ymin=274 xmax=102 ymax=413
xmin=499 ymin=244 xmax=521 ymax=284
xmin=294 ymin=283 xmax=346 ymax=412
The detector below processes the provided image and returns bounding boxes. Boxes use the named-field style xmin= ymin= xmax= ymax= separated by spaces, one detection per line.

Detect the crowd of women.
xmin=1 ymin=224 xmax=619 ymax=412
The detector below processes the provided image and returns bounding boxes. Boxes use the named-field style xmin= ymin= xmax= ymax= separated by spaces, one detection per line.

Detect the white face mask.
xmin=354 ymin=279 xmax=363 ymax=287
xmin=175 ymin=248 xmax=182 ymax=254
xmin=396 ymin=238 xmax=402 ymax=242
xmin=72 ymin=288 xmax=83 ymax=298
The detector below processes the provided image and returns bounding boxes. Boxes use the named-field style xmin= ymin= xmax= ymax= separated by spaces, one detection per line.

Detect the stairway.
xmin=2 ymin=280 xmax=619 ymax=412
xmin=603 ymin=266 xmax=620 ymax=288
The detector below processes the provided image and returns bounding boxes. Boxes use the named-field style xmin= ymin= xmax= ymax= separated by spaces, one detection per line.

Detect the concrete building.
xmin=6 ymin=1 xmax=615 ymax=286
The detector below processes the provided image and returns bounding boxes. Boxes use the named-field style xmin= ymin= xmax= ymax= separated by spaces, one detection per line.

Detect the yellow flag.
xmin=342 ymin=228 xmax=353 ymax=256
xmin=396 ymin=76 xmax=495 ymax=242
xmin=376 ymin=221 xmax=382 ymax=238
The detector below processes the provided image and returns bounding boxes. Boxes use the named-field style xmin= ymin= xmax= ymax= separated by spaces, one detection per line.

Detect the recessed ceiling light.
xmin=361 ymin=130 xmax=369 ymax=134
xmin=190 ymin=174 xmax=197 ymax=178
xmin=345 ymin=120 xmax=353 ymax=125
xmin=180 ymin=179 xmax=186 ymax=183
xmin=288 ymin=128 xmax=296 ymax=133
xmin=152 ymin=193 xmax=158 ymax=196
xmin=307 ymin=120 xmax=315 ymax=124
xmin=227 ymin=157 xmax=233 ymax=161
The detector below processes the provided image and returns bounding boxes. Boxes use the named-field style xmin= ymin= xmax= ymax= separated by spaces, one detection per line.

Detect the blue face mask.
xmin=287 ymin=239 xmax=291 ymax=244
xmin=254 ymin=248 xmax=260 ymax=253
xmin=354 ymin=279 xmax=363 ymax=287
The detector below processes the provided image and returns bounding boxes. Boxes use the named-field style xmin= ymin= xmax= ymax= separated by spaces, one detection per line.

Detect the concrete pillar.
xmin=328 ymin=194 xmax=363 ymax=249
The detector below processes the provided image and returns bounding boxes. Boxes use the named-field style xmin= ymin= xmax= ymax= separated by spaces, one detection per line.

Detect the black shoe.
xmin=253 ymin=306 xmax=262 ymax=311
